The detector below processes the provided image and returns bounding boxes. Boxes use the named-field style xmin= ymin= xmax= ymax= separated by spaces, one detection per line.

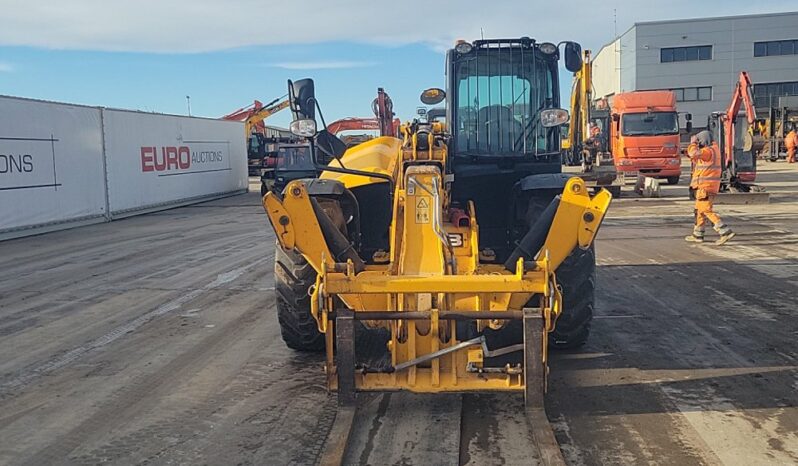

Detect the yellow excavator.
xmin=223 ymin=98 xmax=291 ymax=176
xmin=563 ymin=50 xmax=623 ymax=197
xmin=263 ymin=38 xmax=611 ymax=463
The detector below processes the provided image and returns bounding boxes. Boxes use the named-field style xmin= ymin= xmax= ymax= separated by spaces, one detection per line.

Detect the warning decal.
xmin=415 ymin=197 xmax=430 ymax=224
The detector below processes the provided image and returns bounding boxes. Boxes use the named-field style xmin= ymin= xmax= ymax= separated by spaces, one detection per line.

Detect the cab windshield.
xmin=621 ymin=112 xmax=679 ymax=136
xmin=276 ymin=145 xmax=314 ymax=170
xmin=454 ymin=48 xmax=558 ymax=155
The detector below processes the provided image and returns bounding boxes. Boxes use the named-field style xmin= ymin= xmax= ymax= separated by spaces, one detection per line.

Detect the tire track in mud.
xmin=0 ymin=258 xmax=269 ymax=399
xmin=19 ymin=290 xmax=302 ymax=465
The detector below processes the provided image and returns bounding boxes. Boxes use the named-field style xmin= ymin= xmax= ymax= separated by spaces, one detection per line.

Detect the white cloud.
xmin=0 ymin=62 xmax=14 ymax=72
xmin=271 ymin=61 xmax=377 ymax=70
xmin=0 ymin=1 xmax=787 ymax=53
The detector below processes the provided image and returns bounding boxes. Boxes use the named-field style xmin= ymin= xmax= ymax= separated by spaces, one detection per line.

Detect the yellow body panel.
xmin=319 ymin=136 xmax=402 ymax=189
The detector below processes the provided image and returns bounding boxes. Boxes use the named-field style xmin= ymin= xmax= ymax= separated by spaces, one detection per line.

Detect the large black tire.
xmin=522 ymin=195 xmax=596 ymax=349
xmin=549 ymin=246 xmax=595 ymax=349
xmin=666 ymin=176 xmax=680 ymax=185
xmin=274 ymin=245 xmax=325 ymax=352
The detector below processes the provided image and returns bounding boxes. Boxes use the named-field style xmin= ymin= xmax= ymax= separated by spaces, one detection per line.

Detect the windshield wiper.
xmin=513 ymin=102 xmax=547 ymax=152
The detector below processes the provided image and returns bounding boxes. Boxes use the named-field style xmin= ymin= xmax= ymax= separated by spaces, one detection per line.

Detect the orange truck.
xmin=610 ymin=91 xmax=683 ymax=185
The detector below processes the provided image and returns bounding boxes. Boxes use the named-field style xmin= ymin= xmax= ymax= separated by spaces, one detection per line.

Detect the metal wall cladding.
xmin=102 ymin=110 xmax=247 ymax=215
xmin=0 ymin=96 xmax=107 ymax=233
xmin=0 ymin=96 xmax=247 ymax=238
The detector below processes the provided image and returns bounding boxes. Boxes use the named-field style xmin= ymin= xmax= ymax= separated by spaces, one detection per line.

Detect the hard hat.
xmin=696 ymin=130 xmax=713 ymax=147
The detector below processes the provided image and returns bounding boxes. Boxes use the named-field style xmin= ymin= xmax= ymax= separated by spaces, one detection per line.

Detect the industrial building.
xmin=592 ymin=11 xmax=798 ymax=128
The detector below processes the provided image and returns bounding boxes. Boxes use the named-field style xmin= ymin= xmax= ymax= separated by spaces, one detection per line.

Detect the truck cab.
xmin=610 ymin=91 xmax=682 ymax=184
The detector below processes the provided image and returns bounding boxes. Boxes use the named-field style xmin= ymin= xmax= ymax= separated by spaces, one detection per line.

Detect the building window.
xmin=670 ymin=86 xmax=712 ymax=102
xmin=753 ymin=81 xmax=798 ymax=107
xmin=754 ymin=39 xmax=798 ymax=57
xmin=660 ymin=45 xmax=712 ymax=63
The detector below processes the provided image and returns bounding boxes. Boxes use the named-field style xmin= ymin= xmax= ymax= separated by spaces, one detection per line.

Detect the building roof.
xmin=594 ymin=10 xmax=798 ymax=59
xmin=631 ymin=10 xmax=798 ymax=28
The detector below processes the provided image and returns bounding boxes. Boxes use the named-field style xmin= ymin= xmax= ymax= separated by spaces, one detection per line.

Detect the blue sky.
xmin=0 ymin=1 xmax=790 ymax=128
xmin=0 ymin=42 xmax=445 ymax=127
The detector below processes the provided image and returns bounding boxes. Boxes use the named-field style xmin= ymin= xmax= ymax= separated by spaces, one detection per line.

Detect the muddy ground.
xmin=1 ymin=162 xmax=796 ymax=465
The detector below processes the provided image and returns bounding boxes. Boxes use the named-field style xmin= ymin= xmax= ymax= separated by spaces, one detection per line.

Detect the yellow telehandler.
xmin=263 ymin=37 xmax=611 ymax=463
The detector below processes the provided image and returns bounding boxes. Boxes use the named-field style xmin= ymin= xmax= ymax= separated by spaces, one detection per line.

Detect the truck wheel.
xmin=666 ymin=176 xmax=680 ymax=185
xmin=550 ymin=246 xmax=595 ymax=349
xmin=608 ymin=186 xmax=622 ymax=198
xmin=260 ymin=182 xmax=268 ymax=197
xmin=274 ymin=244 xmax=325 ymax=352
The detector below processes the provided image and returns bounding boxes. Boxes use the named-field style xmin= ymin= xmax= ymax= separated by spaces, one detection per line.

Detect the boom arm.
xmin=244 ymin=100 xmax=289 ymax=136
xmin=326 ymin=88 xmax=400 ymax=137
xmin=722 ymin=71 xmax=757 ymax=168
xmin=327 ymin=117 xmax=401 ymax=136
xmin=567 ymin=50 xmax=593 ymax=152
xmin=726 ymin=71 xmax=757 ymax=125
xmin=374 ymin=87 xmax=397 ymax=137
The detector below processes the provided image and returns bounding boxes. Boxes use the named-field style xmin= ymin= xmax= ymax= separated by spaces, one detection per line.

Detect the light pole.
xmin=186 ymin=95 xmax=192 ymax=116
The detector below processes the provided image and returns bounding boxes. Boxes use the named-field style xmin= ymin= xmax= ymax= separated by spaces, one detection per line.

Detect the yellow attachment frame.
xmin=262 ymin=171 xmax=609 ymax=394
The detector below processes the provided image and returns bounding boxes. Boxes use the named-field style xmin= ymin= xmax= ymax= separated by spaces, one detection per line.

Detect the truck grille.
xmin=639 ymin=146 xmax=663 ymax=155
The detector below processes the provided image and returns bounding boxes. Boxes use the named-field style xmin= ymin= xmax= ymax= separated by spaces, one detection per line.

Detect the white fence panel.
xmin=103 ymin=110 xmax=247 ymax=215
xmin=0 ymin=97 xmax=107 ymax=235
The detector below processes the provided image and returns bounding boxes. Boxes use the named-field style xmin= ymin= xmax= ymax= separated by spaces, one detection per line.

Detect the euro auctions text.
xmin=140 ymin=146 xmax=224 ymax=173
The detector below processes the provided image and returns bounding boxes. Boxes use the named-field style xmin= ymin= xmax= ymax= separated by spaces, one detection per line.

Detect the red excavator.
xmin=707 ymin=71 xmax=762 ymax=191
xmin=326 ymin=88 xmax=400 ymax=147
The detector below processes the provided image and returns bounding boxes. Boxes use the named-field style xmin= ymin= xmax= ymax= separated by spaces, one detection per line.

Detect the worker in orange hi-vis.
xmin=785 ymin=127 xmax=797 ymax=163
xmin=685 ymin=130 xmax=736 ymax=245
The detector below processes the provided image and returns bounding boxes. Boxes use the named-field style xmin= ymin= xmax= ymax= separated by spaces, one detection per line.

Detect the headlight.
xmin=289 ymin=118 xmax=317 ymax=137
xmin=667 ymin=158 xmax=681 ymax=165
xmin=455 ymin=40 xmax=473 ymax=54
xmin=539 ymin=42 xmax=557 ymax=55
xmin=540 ymin=108 xmax=569 ymax=127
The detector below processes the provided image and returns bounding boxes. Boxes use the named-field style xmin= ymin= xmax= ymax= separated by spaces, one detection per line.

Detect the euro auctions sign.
xmin=140 ymin=144 xmax=229 ymax=175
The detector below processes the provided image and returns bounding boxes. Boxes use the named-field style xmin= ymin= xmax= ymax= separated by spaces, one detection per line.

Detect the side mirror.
xmin=612 ymin=113 xmax=620 ymax=122
xmin=420 ymin=88 xmax=446 ymax=105
xmin=685 ymin=113 xmax=692 ymax=121
xmin=564 ymin=42 xmax=583 ymax=73
xmin=315 ymin=130 xmax=347 ymax=162
xmin=686 ymin=121 xmax=693 ymax=132
xmin=288 ymin=78 xmax=316 ymax=121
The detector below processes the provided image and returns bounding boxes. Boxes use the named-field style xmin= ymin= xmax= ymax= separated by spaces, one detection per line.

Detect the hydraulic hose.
xmin=503 ymin=196 xmax=560 ymax=272
xmin=310 ymin=197 xmax=366 ymax=273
